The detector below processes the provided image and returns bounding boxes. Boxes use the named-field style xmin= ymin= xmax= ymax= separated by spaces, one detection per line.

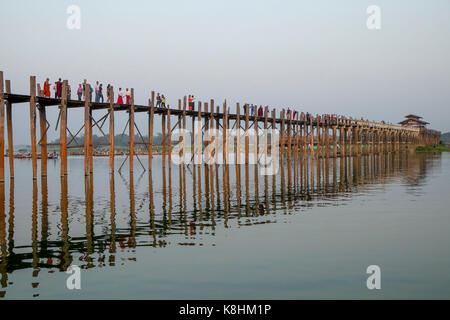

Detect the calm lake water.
xmin=0 ymin=152 xmax=449 ymax=299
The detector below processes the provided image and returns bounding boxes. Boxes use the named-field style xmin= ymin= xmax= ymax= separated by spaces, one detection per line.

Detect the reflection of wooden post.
xmin=60 ymin=81 xmax=68 ymax=177
xmin=39 ymin=101 xmax=47 ymax=178
xmin=84 ymin=84 xmax=90 ymax=176
xmin=0 ymin=72 xmax=4 ymax=182
xmin=129 ymin=88 xmax=135 ymax=173
xmin=148 ymin=91 xmax=155 ymax=171
xmin=109 ymin=86 xmax=115 ymax=172
xmin=5 ymin=80 xmax=14 ymax=179
xmin=30 ymin=76 xmax=38 ymax=180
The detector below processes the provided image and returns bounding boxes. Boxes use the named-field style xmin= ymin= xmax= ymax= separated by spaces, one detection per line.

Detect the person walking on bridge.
xmin=77 ymin=84 xmax=83 ymax=101
xmin=188 ymin=95 xmax=193 ymax=111
xmin=43 ymin=78 xmax=51 ymax=97
xmin=126 ymin=88 xmax=131 ymax=104
xmin=99 ymin=84 xmax=104 ymax=103
xmin=161 ymin=95 xmax=166 ymax=108
xmin=55 ymin=78 xmax=62 ymax=98
xmin=117 ymin=88 xmax=124 ymax=104
xmin=156 ymin=93 xmax=161 ymax=108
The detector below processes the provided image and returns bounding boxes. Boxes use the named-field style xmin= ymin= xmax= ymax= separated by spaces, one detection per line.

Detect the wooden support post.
xmin=287 ymin=111 xmax=292 ymax=161
xmin=161 ymin=107 xmax=166 ymax=168
xmin=84 ymin=83 xmax=90 ymax=176
xmin=109 ymin=86 xmax=115 ymax=172
xmin=0 ymin=72 xmax=4 ymax=182
xmin=196 ymin=102 xmax=202 ymax=164
xmin=264 ymin=107 xmax=268 ymax=171
xmin=317 ymin=123 xmax=321 ymax=158
xmin=129 ymin=88 xmax=135 ymax=173
xmin=223 ymin=101 xmax=228 ymax=164
xmin=245 ymin=103 xmax=249 ymax=164
xmin=271 ymin=109 xmax=277 ymax=167
xmin=236 ymin=103 xmax=240 ymax=164
xmin=253 ymin=106 xmax=258 ymax=164
xmin=216 ymin=105 xmax=220 ymax=164
xmin=5 ymin=80 xmax=13 ymax=179
xmin=167 ymin=108 xmax=172 ymax=168
xmin=310 ymin=117 xmax=315 ymax=158
xmin=280 ymin=110 xmax=285 ymax=162
xmin=182 ymin=97 xmax=187 ymax=164
xmin=29 ymin=76 xmax=38 ymax=180
xmin=39 ymin=101 xmax=47 ymax=178
xmin=60 ymin=81 xmax=68 ymax=177
xmin=209 ymin=101 xmax=215 ymax=163
xmin=332 ymin=126 xmax=337 ymax=157
xmin=148 ymin=91 xmax=155 ymax=171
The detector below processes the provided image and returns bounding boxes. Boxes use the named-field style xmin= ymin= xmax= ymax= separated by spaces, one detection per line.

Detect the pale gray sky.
xmin=1 ymin=0 xmax=449 ymax=144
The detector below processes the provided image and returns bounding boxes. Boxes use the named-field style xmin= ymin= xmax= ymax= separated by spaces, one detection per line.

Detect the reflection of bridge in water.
xmin=0 ymin=152 xmax=440 ymax=297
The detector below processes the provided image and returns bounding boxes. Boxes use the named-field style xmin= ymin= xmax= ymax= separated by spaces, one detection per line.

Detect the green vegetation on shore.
xmin=416 ymin=144 xmax=450 ymax=153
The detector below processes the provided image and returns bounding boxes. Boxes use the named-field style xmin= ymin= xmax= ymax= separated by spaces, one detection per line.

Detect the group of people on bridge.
xmin=38 ymin=78 xmax=377 ymax=125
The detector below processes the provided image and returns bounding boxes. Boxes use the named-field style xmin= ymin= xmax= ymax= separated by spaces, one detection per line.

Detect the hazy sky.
xmin=1 ymin=0 xmax=449 ymax=144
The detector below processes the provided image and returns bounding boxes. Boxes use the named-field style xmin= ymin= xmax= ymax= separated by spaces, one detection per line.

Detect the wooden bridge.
xmin=0 ymin=71 xmax=441 ymax=182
